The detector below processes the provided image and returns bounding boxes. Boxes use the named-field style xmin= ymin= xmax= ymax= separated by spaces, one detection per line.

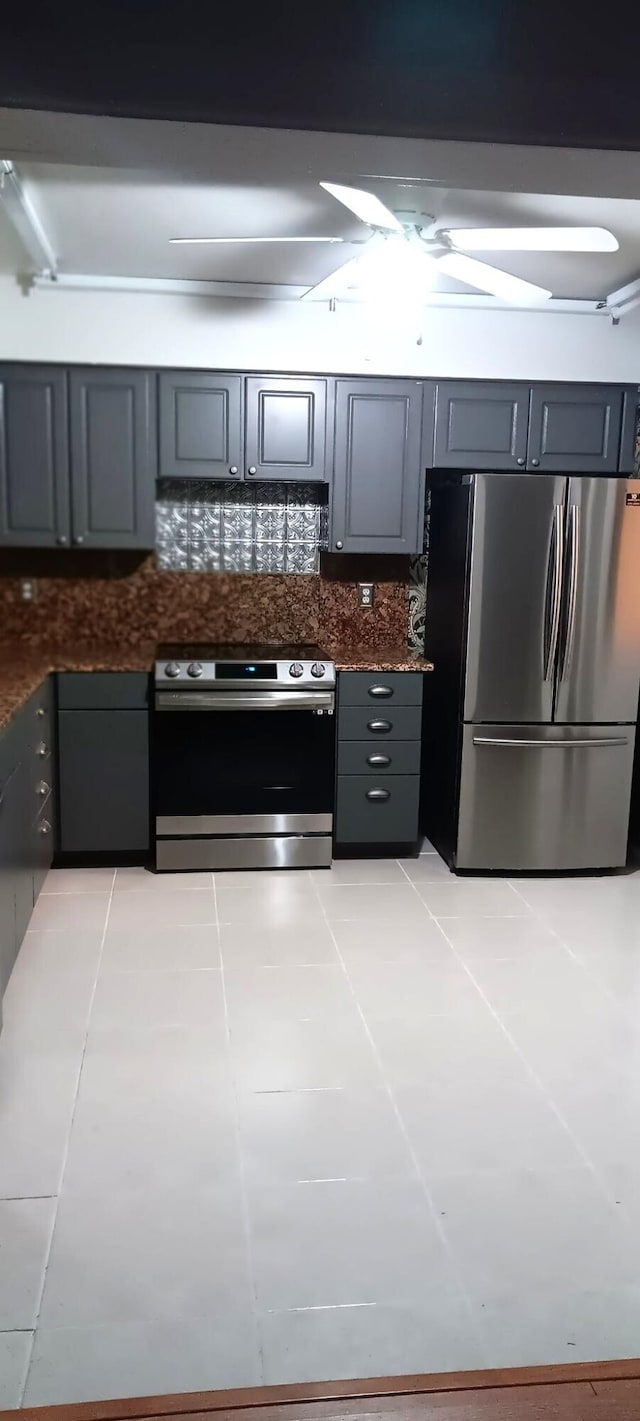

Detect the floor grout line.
xmin=307 ymin=864 xmax=490 ymax=1366
xmin=19 ymin=867 xmax=117 ymax=1407
xmin=214 ymin=869 xmax=265 ymax=1386
xmin=409 ymin=870 xmax=633 ymax=1217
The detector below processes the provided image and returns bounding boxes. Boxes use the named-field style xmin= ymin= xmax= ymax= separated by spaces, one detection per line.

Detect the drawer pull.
xmin=37 ymin=780 xmax=50 ymax=797
xmin=39 ymin=819 xmax=51 ymax=836
xmin=366 ymin=788 xmax=390 ymax=802
xmin=367 ymin=719 xmax=392 ymax=734
xmin=368 ymin=685 xmax=394 ymax=699
xmin=36 ymin=706 xmax=47 ymax=718
xmin=367 ymin=753 xmax=391 ymax=767
xmin=37 ymin=742 xmax=49 ymax=757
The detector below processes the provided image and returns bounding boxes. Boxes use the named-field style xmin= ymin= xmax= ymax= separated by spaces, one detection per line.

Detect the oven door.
xmin=154 ymin=689 xmax=335 ymax=840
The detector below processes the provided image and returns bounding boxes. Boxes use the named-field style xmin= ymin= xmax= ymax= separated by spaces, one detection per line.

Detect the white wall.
xmin=1 ymin=277 xmax=639 ymax=381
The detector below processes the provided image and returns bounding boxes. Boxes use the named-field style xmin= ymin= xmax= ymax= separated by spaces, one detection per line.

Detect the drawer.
xmin=57 ymin=672 xmax=150 ymax=710
xmin=338 ymin=739 xmax=421 ymax=776
xmin=335 ymin=774 xmax=420 ymax=844
xmin=338 ymin=704 xmax=422 ymax=742
xmin=339 ymin=671 xmax=423 ymax=707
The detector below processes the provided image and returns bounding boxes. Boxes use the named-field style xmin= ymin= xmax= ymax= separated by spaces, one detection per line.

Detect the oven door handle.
xmin=155 ymin=689 xmax=335 ymax=712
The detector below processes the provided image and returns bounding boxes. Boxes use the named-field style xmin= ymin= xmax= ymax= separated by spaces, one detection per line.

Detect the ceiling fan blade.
xmin=445 ymin=226 xmax=618 ymax=253
xmin=169 ymin=236 xmax=343 ymax=244
xmin=438 ymin=252 xmax=551 ymax=303
xmin=301 ymin=256 xmax=364 ymax=301
xmin=320 ymin=182 xmax=403 ymax=232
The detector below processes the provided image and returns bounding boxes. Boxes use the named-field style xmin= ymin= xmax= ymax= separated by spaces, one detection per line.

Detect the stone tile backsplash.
xmin=156 ymin=481 xmax=328 ymax=574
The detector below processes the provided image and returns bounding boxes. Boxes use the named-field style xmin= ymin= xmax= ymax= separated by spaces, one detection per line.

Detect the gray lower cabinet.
xmin=335 ymin=671 xmax=423 ymax=851
xmin=159 ymin=372 xmax=243 ymax=481
xmin=57 ymin=673 xmax=150 ymax=855
xmin=70 ymin=369 xmax=156 ymax=547
xmin=0 ymin=681 xmax=55 ymax=1012
xmin=0 ymin=365 xmax=70 ymax=546
xmin=331 ymin=380 xmax=430 ymax=554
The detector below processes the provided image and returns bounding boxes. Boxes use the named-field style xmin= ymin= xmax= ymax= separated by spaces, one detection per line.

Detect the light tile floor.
xmin=3 ymin=850 xmax=640 ymax=1403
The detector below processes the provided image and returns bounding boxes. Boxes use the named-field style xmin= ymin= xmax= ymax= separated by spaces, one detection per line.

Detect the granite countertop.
xmin=0 ymin=641 xmax=433 ymax=734
xmin=0 ymin=643 xmax=157 ymax=732
xmin=331 ymin=647 xmax=434 ymax=672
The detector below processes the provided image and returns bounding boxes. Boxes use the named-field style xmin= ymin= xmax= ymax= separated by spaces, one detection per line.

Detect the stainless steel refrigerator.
xmin=422 ymin=473 xmax=640 ymax=871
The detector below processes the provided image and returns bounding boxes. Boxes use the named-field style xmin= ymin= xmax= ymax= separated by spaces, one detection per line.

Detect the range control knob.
xmin=187 ymin=662 xmax=203 ymax=678
xmin=164 ymin=662 xmax=181 ymax=678
xmin=311 ymin=662 xmax=325 ymax=678
xmin=289 ymin=662 xmax=304 ymax=678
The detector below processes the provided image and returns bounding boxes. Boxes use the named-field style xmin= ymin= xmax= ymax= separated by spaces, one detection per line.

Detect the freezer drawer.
xmin=457 ymin=723 xmax=636 ymax=872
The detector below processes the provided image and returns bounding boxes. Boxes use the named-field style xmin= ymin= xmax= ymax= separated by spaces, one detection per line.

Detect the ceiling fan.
xmin=170 ymin=181 xmax=619 ymax=306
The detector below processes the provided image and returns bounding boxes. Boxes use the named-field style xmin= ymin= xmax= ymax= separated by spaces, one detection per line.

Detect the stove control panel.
xmin=155 ymin=656 xmax=336 ymax=689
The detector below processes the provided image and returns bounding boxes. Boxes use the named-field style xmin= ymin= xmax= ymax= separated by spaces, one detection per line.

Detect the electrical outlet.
xmin=358 ymin=582 xmax=374 ymax=608
xmin=20 ymin=578 xmax=36 ymax=603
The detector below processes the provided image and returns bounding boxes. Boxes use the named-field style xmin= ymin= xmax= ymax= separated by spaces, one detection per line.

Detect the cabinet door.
xmin=245 ymin=376 xmax=328 ymax=482
xmin=58 ymin=709 xmax=149 ymax=853
xmin=528 ymin=384 xmax=624 ymax=472
xmin=332 ymin=380 xmax=426 ymax=553
xmin=159 ymin=372 xmax=243 ymax=481
xmin=433 ymin=381 xmax=529 ymax=470
xmin=70 ymin=369 xmax=155 ymax=548
xmin=0 ymin=365 xmax=70 ymax=546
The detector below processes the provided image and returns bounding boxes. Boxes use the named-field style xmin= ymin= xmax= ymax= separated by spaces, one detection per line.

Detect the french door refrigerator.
xmin=423 ymin=473 xmax=640 ymax=871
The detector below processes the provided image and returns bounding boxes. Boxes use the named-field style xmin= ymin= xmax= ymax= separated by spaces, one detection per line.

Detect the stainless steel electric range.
xmin=153 ymin=643 xmax=336 ymax=870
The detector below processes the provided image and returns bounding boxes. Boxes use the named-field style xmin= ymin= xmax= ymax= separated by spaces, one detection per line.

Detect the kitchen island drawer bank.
xmin=334 ymin=669 xmax=424 ymax=854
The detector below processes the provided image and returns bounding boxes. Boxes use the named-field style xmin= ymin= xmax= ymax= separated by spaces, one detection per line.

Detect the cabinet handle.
xmin=335 ymin=540 xmax=343 ymax=550
xmin=248 ymin=466 xmax=257 ymax=476
xmin=37 ymin=780 xmax=50 ymax=797
xmin=367 ymin=719 xmax=392 ymax=733
xmin=367 ymin=753 xmax=391 ymax=767
xmin=530 ymin=458 xmax=540 ymax=468
xmin=56 ymin=534 xmax=68 ymax=546
xmin=39 ymin=819 xmax=51 ymax=836
xmin=366 ymin=788 xmax=390 ymax=802
xmin=368 ymin=685 xmax=393 ymax=699
xmin=73 ymin=535 xmax=85 ymax=545
xmin=36 ymin=706 xmax=47 ymax=718
xmin=37 ymin=742 xmax=48 ymax=757
xmin=516 ymin=457 xmax=525 ymax=466
xmin=229 ymin=465 xmax=238 ymax=475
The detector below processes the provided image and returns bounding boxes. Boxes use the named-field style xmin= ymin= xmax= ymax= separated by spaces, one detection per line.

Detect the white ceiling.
xmin=1 ymin=112 xmax=640 ymax=301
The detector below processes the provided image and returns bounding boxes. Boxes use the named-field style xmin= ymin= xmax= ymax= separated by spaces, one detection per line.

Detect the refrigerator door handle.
xmin=473 ymin=735 xmax=629 ymax=749
xmin=559 ymin=502 xmax=580 ymax=682
xmin=543 ymin=503 xmax=565 ymax=681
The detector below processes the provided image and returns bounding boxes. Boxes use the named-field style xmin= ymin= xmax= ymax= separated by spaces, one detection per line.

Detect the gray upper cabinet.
xmin=331 ymin=380 xmax=428 ymax=554
xmin=433 ymin=381 xmax=529 ymax=470
xmin=70 ymin=369 xmax=156 ymax=548
xmin=244 ymin=377 xmax=329 ymax=482
xmin=0 ymin=366 xmax=70 ymax=546
xmin=159 ymin=372 xmax=243 ymax=481
xmin=527 ymin=384 xmax=625 ymax=473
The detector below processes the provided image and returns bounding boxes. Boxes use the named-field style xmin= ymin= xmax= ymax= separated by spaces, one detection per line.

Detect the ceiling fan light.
xmin=438 ymin=252 xmax=552 ymax=303
xmin=168 ymin=236 xmax=344 ymax=244
xmin=448 ymin=226 xmax=619 ymax=253
xmin=319 ymin=182 xmax=404 ymax=232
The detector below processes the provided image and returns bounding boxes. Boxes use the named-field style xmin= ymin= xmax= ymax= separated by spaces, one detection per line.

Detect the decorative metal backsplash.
xmin=156 ymin=480 xmax=328 ymax=574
